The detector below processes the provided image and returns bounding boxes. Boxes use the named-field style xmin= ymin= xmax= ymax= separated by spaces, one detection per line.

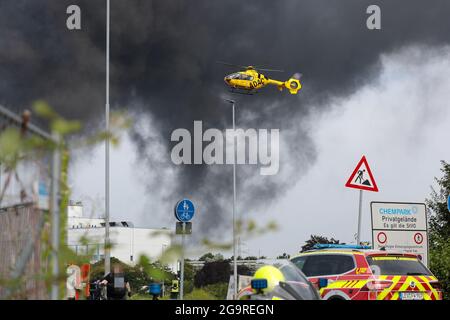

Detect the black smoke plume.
xmin=1 ymin=0 xmax=449 ymax=235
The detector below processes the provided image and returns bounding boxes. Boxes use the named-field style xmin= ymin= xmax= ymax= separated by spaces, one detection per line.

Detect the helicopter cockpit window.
xmin=239 ymin=74 xmax=253 ymax=81
xmin=226 ymin=73 xmax=253 ymax=81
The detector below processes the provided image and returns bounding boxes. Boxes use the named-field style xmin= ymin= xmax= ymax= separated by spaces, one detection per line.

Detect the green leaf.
xmin=51 ymin=119 xmax=81 ymax=135
xmin=33 ymin=100 xmax=56 ymax=119
xmin=0 ymin=128 xmax=22 ymax=166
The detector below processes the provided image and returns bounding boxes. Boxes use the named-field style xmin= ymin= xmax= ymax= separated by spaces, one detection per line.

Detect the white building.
xmin=67 ymin=201 xmax=174 ymax=269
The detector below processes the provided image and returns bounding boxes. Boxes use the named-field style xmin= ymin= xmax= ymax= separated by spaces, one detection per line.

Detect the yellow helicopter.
xmin=218 ymin=61 xmax=302 ymax=95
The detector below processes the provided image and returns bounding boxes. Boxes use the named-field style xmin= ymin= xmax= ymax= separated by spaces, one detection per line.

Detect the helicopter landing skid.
xmin=229 ymin=88 xmax=256 ymax=95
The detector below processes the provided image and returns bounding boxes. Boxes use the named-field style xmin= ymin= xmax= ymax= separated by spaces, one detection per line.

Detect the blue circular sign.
xmin=175 ymin=199 xmax=195 ymax=222
xmin=447 ymin=195 xmax=450 ymax=213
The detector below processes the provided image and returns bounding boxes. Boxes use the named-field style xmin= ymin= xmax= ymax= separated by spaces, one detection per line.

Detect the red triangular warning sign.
xmin=345 ymin=156 xmax=379 ymax=192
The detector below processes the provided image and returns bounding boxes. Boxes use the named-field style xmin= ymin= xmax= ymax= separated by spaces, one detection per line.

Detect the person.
xmin=170 ymin=279 xmax=179 ymax=300
xmin=100 ymin=264 xmax=131 ymax=300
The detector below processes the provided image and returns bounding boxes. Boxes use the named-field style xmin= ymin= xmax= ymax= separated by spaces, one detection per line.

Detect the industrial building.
xmin=67 ymin=201 xmax=175 ymax=270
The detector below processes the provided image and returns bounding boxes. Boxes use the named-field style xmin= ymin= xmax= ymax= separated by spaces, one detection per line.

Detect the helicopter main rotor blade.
xmin=255 ymin=67 xmax=284 ymax=73
xmin=216 ymin=61 xmax=285 ymax=72
xmin=216 ymin=61 xmax=247 ymax=69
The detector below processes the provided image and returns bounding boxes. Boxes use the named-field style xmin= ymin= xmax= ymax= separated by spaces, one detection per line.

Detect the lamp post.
xmin=50 ymin=133 xmax=61 ymax=300
xmin=225 ymin=99 xmax=237 ymax=299
xmin=104 ymin=0 xmax=111 ymax=276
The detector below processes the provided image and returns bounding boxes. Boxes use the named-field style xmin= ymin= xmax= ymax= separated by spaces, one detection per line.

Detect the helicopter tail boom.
xmin=266 ymin=75 xmax=302 ymax=94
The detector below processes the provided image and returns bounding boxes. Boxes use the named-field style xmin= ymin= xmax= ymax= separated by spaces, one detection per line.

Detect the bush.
xmin=184 ymin=279 xmax=194 ymax=294
xmin=194 ymin=261 xmax=230 ymax=287
xmin=203 ymin=282 xmax=228 ymax=300
xmin=184 ymin=288 xmax=217 ymax=300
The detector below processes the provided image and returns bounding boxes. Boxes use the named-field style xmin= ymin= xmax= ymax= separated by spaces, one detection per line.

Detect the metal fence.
xmin=0 ymin=203 xmax=47 ymax=299
xmin=0 ymin=105 xmax=53 ymax=299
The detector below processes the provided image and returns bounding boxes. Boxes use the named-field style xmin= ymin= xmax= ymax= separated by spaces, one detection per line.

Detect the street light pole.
xmin=225 ymin=99 xmax=238 ymax=299
xmin=104 ymin=0 xmax=111 ymax=276
xmin=50 ymin=133 xmax=61 ymax=300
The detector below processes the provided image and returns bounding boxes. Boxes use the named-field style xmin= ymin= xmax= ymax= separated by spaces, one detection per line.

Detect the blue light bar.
xmin=251 ymin=279 xmax=268 ymax=290
xmin=312 ymin=244 xmax=371 ymax=250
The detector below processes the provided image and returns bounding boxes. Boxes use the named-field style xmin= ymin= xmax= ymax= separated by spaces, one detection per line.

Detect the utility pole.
xmin=225 ymin=99 xmax=238 ymax=300
xmin=50 ymin=133 xmax=61 ymax=300
xmin=180 ymin=223 xmax=185 ymax=300
xmin=104 ymin=0 xmax=111 ymax=276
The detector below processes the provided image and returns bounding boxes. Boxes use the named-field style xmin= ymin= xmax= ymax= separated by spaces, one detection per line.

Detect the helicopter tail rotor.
xmin=292 ymin=73 xmax=303 ymax=80
xmin=283 ymin=74 xmax=302 ymax=94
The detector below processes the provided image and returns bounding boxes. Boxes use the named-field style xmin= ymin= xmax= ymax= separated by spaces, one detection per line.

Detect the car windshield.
xmin=366 ymin=256 xmax=432 ymax=276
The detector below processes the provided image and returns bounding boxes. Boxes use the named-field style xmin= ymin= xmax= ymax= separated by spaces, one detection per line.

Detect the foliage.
xmin=90 ymin=257 xmax=176 ymax=294
xmin=184 ymin=288 xmax=217 ymax=300
xmin=429 ymin=235 xmax=450 ymax=299
xmin=184 ymin=279 xmax=194 ymax=295
xmin=426 ymin=161 xmax=450 ymax=299
xmin=301 ymin=235 xmax=341 ymax=252
xmin=426 ymin=161 xmax=450 ymax=238
xmin=198 ymin=253 xmax=215 ymax=261
xmin=194 ymin=261 xmax=230 ymax=287
xmin=236 ymin=264 xmax=252 ymax=276
xmin=199 ymin=252 xmax=224 ymax=262
xmin=183 ymin=283 xmax=228 ymax=300
xmin=276 ymin=253 xmax=290 ymax=259
xmin=202 ymin=283 xmax=228 ymax=299
xmin=129 ymin=293 xmax=153 ymax=300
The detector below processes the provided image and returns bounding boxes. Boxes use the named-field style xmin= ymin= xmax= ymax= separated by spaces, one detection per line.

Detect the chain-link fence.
xmin=0 ymin=105 xmax=54 ymax=299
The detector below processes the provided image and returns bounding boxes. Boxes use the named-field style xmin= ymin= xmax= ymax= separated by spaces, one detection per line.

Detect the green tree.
xmin=194 ymin=261 xmax=230 ymax=287
xmin=276 ymin=253 xmax=290 ymax=259
xmin=198 ymin=253 xmax=215 ymax=261
xmin=426 ymin=161 xmax=450 ymax=299
xmin=198 ymin=252 xmax=224 ymax=262
xmin=426 ymin=161 xmax=450 ymax=237
xmin=301 ymin=235 xmax=341 ymax=252
xmin=182 ymin=262 xmax=195 ymax=294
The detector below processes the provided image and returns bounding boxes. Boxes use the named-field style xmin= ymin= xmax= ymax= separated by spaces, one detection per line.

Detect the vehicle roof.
xmin=291 ymin=249 xmax=419 ymax=259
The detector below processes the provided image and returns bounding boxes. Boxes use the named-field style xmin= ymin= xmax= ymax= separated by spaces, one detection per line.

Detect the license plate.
xmin=400 ymin=292 xmax=424 ymax=300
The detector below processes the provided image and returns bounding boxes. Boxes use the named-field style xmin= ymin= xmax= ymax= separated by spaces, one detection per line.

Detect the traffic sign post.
xmin=371 ymin=202 xmax=429 ymax=266
xmin=174 ymin=199 xmax=195 ymax=300
xmin=180 ymin=222 xmax=185 ymax=300
xmin=176 ymin=222 xmax=192 ymax=234
xmin=345 ymin=156 xmax=379 ymax=244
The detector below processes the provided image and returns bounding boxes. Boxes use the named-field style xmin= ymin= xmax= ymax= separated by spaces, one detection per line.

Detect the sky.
xmin=1 ymin=1 xmax=450 ymax=259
